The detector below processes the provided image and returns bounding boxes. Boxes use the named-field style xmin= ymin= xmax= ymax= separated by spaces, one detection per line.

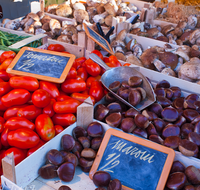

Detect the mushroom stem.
xmin=93 ymin=12 xmax=109 ymax=23
xmin=108 ymin=0 xmax=118 ymax=13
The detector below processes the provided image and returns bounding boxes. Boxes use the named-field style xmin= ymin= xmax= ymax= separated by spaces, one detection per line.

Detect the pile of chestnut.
xmin=38 ymin=121 xmax=123 ymax=189
xmin=95 ymin=79 xmax=200 ymax=159
xmin=165 ymin=160 xmax=200 ymax=189
xmin=108 ymin=76 xmax=147 ymax=107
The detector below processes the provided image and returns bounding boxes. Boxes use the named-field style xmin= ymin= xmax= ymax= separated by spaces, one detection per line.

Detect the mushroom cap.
xmin=42 ymin=23 xmax=50 ymax=31
xmin=126 ymin=54 xmax=143 ymax=67
xmin=115 ymin=52 xmax=126 ymax=61
xmin=179 ymin=30 xmax=193 ymax=43
xmin=62 ymin=25 xmax=77 ymax=35
xmin=161 ymin=24 xmax=175 ymax=36
xmin=56 ymin=4 xmax=72 ymax=17
xmin=40 ymin=15 xmax=52 ymax=24
xmin=72 ymin=34 xmax=78 ymax=44
xmin=147 ymin=28 xmax=160 ymax=38
xmin=116 ymin=29 xmax=127 ymax=41
xmin=111 ymin=40 xmax=125 ymax=48
xmin=130 ymin=28 xmax=141 ymax=35
xmin=57 ymin=34 xmax=72 ymax=43
xmin=189 ymin=29 xmax=200 ymax=44
xmin=73 ymin=9 xmax=89 ymax=23
xmin=156 ymin=36 xmax=169 ymax=42
xmin=158 ymin=52 xmax=178 ymax=70
xmin=176 ymin=39 xmax=183 ymax=46
xmin=174 ymin=27 xmax=183 ymax=37
xmin=177 ymin=21 xmax=187 ymax=30
xmin=96 ymin=3 xmax=105 ymax=14
xmin=104 ymin=3 xmax=115 ymax=16
xmin=73 ymin=3 xmax=86 ymax=11
xmin=189 ymin=48 xmax=200 ymax=58
xmin=105 ymin=15 xmax=113 ymax=27
xmin=140 ymin=48 xmax=158 ymax=70
xmin=161 ymin=68 xmax=176 ymax=77
xmin=175 ymin=51 xmax=190 ymax=62
xmin=36 ymin=11 xmax=45 ymax=19
xmin=45 ymin=4 xmax=58 ymax=12
xmin=27 ymin=13 xmax=40 ymax=22
xmin=187 ymin=15 xmax=197 ymax=30
xmin=126 ymin=39 xmax=136 ymax=51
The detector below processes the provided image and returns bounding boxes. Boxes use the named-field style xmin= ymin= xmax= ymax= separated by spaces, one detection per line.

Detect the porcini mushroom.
xmin=74 ymin=9 xmax=89 ymax=24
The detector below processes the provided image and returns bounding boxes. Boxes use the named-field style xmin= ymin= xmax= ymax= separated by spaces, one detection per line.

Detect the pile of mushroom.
xmin=112 ymin=29 xmax=200 ymax=84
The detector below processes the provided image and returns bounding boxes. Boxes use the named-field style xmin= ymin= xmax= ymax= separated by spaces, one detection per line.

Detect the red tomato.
xmin=107 ymin=55 xmax=122 ymax=67
xmin=77 ymin=67 xmax=88 ymax=81
xmin=1 ymin=128 xmax=10 ymax=148
xmin=9 ymin=76 xmax=39 ymax=91
xmin=4 ymin=117 xmax=35 ymax=131
xmin=42 ymin=98 xmax=56 ymax=118
xmin=86 ymin=77 xmax=97 ymax=88
xmin=85 ymin=59 xmax=101 ymax=77
xmin=0 ymin=98 xmax=7 ymax=111
xmin=0 ymin=82 xmax=12 ymax=96
xmin=0 ymin=121 xmax=4 ymax=134
xmin=71 ymin=93 xmax=95 ymax=105
xmin=47 ymin=44 xmax=65 ymax=52
xmin=32 ymin=89 xmax=51 ymax=108
xmin=0 ymin=58 xmax=13 ymax=71
xmin=82 ymin=88 xmax=89 ymax=95
xmin=17 ymin=105 xmax=42 ymax=120
xmin=52 ymin=113 xmax=76 ymax=127
xmin=66 ymin=67 xmax=77 ymax=79
xmin=89 ymin=81 xmax=104 ymax=102
xmin=91 ymin=50 xmax=103 ymax=60
xmin=53 ymin=98 xmax=81 ymax=114
xmin=0 ymin=51 xmax=16 ymax=63
xmin=39 ymin=81 xmax=60 ymax=99
xmin=7 ymin=128 xmax=40 ymax=149
xmin=1 ymin=89 xmax=31 ymax=107
xmin=55 ymin=125 xmax=64 ymax=135
xmin=61 ymin=79 xmax=86 ymax=94
xmin=27 ymin=139 xmax=45 ymax=156
xmin=3 ymin=147 xmax=26 ymax=165
xmin=0 ymin=71 xmax=10 ymax=81
xmin=72 ymin=57 xmax=86 ymax=70
xmin=0 ymin=116 xmax=5 ymax=124
xmin=56 ymin=94 xmax=72 ymax=102
xmin=3 ymin=104 xmax=28 ymax=120
xmin=123 ymin=63 xmax=131 ymax=66
xmin=35 ymin=114 xmax=55 ymax=141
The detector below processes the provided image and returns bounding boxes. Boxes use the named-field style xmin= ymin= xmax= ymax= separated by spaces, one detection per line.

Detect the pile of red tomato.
xmin=0 ymin=44 xmax=124 ymax=178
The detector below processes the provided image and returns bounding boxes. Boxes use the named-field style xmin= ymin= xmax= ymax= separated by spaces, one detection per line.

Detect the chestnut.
xmin=108 ymin=179 xmax=122 ymax=190
xmin=79 ymin=157 xmax=94 ymax=167
xmin=149 ymin=135 xmax=164 ymax=145
xmin=93 ymin=171 xmax=111 ymax=187
xmin=174 ymin=116 xmax=186 ymax=127
xmin=61 ymin=134 xmax=75 ymax=152
xmin=57 ymin=162 xmax=75 ymax=182
xmin=121 ymin=81 xmax=130 ymax=88
xmin=64 ymin=153 xmax=78 ymax=167
xmin=78 ymin=136 xmax=90 ymax=148
xmin=148 ymin=103 xmax=163 ymax=117
xmin=39 ymin=163 xmax=58 ymax=179
xmin=95 ymin=106 xmax=109 ymax=121
xmin=46 ymin=149 xmax=64 ymax=166
xmin=81 ymin=148 xmax=96 ymax=159
xmin=161 ymin=107 xmax=179 ymax=122
xmin=162 ymin=124 xmax=180 ymax=139
xmin=163 ymin=136 xmax=180 ymax=149
xmin=58 ymin=185 xmax=71 ymax=190
xmin=87 ymin=122 xmax=104 ymax=137
xmin=109 ymin=81 xmax=121 ymax=92
xmin=183 ymin=109 xmax=199 ymax=122
xmin=191 ymin=115 xmax=200 ymax=124
xmin=170 ymin=86 xmax=181 ymax=99
xmin=180 ymin=123 xmax=194 ymax=139
xmin=185 ymin=165 xmax=200 ymax=185
xmin=165 ymin=88 xmax=173 ymax=99
xmin=128 ymin=89 xmax=141 ymax=106
xmin=154 ymin=88 xmax=166 ymax=97
xmin=146 ymin=123 xmax=158 ymax=136
xmin=179 ymin=139 xmax=199 ymax=157
xmin=136 ymin=87 xmax=146 ymax=100
xmin=153 ymin=118 xmax=166 ymax=133
xmin=156 ymin=80 xmax=170 ymax=89
xmin=81 ymin=166 xmax=92 ymax=173
xmin=188 ymin=132 xmax=200 ymax=146
xmin=166 ymin=172 xmax=187 ymax=190
xmin=172 ymin=97 xmax=184 ymax=110
xmin=72 ymin=141 xmax=83 ymax=154
xmin=91 ymin=137 xmax=103 ymax=150
xmin=105 ymin=112 xmax=122 ymax=128
xmin=184 ymin=185 xmax=195 ymax=190
xmin=142 ymin=110 xmax=158 ymax=121
xmin=170 ymin=161 xmax=185 ymax=173
xmin=107 ymin=102 xmax=122 ymax=113
xmin=134 ymin=114 xmax=150 ymax=129
xmin=105 ymin=92 xmax=116 ymax=102
xmin=183 ymin=100 xmax=196 ymax=109
xmin=185 ymin=93 xmax=199 ymax=104
xmin=194 ymin=121 xmax=200 ymax=134
xmin=125 ymin=108 xmax=139 ymax=118
xmin=72 ymin=126 xmax=87 ymax=140
xmin=95 ymin=187 xmax=107 ymax=190
xmin=132 ymin=128 xmax=148 ymax=138
xmin=128 ymin=76 xmax=143 ymax=87
xmin=194 ymin=101 xmax=200 ymax=113
xmin=120 ymin=117 xmax=136 ymax=133
xmin=117 ymin=88 xmax=129 ymax=101
xmin=156 ymin=96 xmax=172 ymax=107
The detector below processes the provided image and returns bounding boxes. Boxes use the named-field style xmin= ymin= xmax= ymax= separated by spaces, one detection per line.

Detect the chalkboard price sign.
xmin=83 ymin=23 xmax=114 ymax=55
xmin=6 ymin=47 xmax=75 ymax=83
xmin=90 ymin=129 xmax=175 ymax=190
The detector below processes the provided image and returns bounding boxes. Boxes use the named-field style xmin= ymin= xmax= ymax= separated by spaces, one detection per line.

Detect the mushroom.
xmin=125 ymin=54 xmax=143 ymax=67
xmin=161 ymin=24 xmax=175 ymax=36
xmin=174 ymin=57 xmax=184 ymax=73
xmin=189 ymin=29 xmax=200 ymax=45
xmin=105 ymin=15 xmax=113 ymax=27
xmin=108 ymin=0 xmax=118 ymax=13
xmin=126 ymin=39 xmax=136 ymax=51
xmin=147 ymin=28 xmax=160 ymax=38
xmin=56 ymin=4 xmax=72 ymax=17
xmin=74 ymin=9 xmax=89 ymax=24
xmin=42 ymin=23 xmax=50 ymax=31
xmin=33 ymin=21 xmax=42 ymax=29
xmin=190 ymin=47 xmax=200 ymax=58
xmin=49 ymin=19 xmax=61 ymax=36
xmin=62 ymin=25 xmax=77 ymax=36
xmin=104 ymin=3 xmax=116 ymax=16
xmin=153 ymin=59 xmax=166 ymax=72
xmin=180 ymin=30 xmax=193 ymax=44
xmin=27 ymin=13 xmax=40 ymax=22
xmin=93 ymin=12 xmax=108 ymax=24
xmin=177 ymin=21 xmax=187 ymax=30
xmin=111 ymin=40 xmax=125 ymax=53
xmin=96 ymin=3 xmax=105 ymax=14
xmin=36 ymin=11 xmax=45 ymax=20
xmin=158 ymin=52 xmax=179 ymax=70
xmin=73 ymin=3 xmax=86 ymax=11
xmin=132 ymin=43 xmax=143 ymax=58
xmin=140 ymin=47 xmax=158 ymax=70
xmin=40 ymin=15 xmax=51 ymax=24
xmin=87 ymin=7 xmax=97 ymax=23
xmin=130 ymin=28 xmax=141 ymax=35
xmin=57 ymin=34 xmax=72 ymax=43
xmin=35 ymin=28 xmax=46 ymax=35
xmin=116 ymin=29 xmax=127 ymax=41
xmin=45 ymin=4 xmax=58 ymax=13
xmin=72 ymin=34 xmax=78 ymax=44
xmin=161 ymin=68 xmax=176 ymax=77
xmin=115 ymin=52 xmax=126 ymax=61
xmin=156 ymin=36 xmax=169 ymax=43
xmin=4 ymin=20 xmax=20 ymax=30
xmin=24 ymin=24 xmax=34 ymax=34
xmin=187 ymin=15 xmax=197 ymax=30
xmin=174 ymin=27 xmax=183 ymax=37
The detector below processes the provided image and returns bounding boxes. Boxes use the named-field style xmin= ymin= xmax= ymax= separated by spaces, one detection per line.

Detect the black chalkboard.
xmin=83 ymin=23 xmax=114 ymax=55
xmin=90 ymin=129 xmax=175 ymax=190
xmin=7 ymin=47 xmax=75 ymax=83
